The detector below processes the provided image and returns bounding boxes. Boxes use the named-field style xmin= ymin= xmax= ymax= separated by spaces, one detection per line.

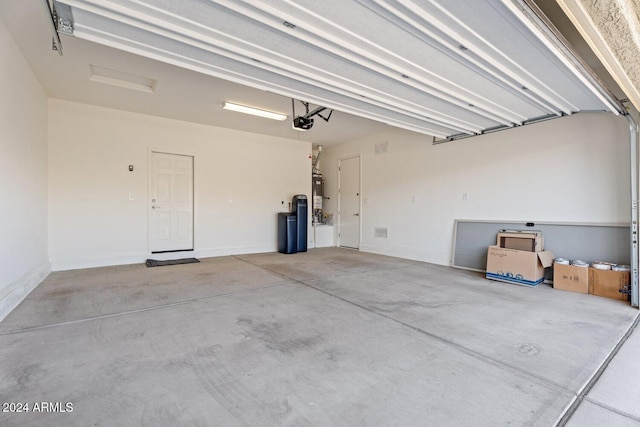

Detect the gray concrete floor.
xmin=0 ymin=247 xmax=637 ymax=426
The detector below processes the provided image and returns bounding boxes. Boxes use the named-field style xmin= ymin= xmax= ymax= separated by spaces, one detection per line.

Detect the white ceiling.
xmin=1 ymin=1 xmax=625 ymax=145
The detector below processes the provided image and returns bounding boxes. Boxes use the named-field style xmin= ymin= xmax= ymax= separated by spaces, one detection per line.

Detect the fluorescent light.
xmin=222 ymin=102 xmax=287 ymax=120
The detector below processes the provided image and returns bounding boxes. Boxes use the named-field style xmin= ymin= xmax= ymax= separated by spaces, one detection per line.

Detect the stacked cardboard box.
xmin=486 ymin=230 xmax=554 ymax=287
xmin=553 ymin=262 xmax=630 ymax=302
xmin=589 ymin=268 xmax=630 ymax=301
xmin=553 ymin=263 xmax=589 ymax=294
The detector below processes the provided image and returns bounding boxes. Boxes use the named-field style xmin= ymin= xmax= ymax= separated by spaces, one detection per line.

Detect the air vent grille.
xmin=375 ymin=227 xmax=388 ymax=238
xmin=374 ymin=142 xmax=388 ymax=154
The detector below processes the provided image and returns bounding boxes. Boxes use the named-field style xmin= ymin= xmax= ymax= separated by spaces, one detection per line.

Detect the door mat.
xmin=145 ymin=258 xmax=200 ymax=267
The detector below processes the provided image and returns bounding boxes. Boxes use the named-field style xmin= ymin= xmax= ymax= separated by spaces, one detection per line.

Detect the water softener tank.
xmin=277 ymin=212 xmax=297 ymax=254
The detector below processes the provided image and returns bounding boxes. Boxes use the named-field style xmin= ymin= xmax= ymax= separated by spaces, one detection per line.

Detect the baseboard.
xmin=50 ymin=245 xmax=279 ymax=271
xmin=50 ymin=253 xmax=147 ymax=271
xmin=358 ymin=243 xmax=449 ymax=265
xmin=0 ymin=262 xmax=51 ymax=322
xmin=196 ymin=245 xmax=275 ymax=259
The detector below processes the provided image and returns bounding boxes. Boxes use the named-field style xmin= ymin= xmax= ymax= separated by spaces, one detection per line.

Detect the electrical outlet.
xmin=462 ymin=193 xmax=469 ymax=201
xmin=128 ymin=192 xmax=134 ymax=201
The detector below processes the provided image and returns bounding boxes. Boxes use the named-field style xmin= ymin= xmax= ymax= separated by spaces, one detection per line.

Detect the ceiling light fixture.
xmin=222 ymin=102 xmax=287 ymax=120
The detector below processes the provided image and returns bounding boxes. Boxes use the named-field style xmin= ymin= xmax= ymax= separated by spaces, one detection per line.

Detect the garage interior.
xmin=2 ymin=1 xmax=640 ymax=426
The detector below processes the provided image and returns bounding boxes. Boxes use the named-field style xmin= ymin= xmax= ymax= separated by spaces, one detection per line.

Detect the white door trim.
xmin=337 ymin=154 xmax=361 ymax=249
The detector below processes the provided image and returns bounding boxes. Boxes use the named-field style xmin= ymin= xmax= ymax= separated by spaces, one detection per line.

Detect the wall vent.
xmin=375 ymin=227 xmax=388 ymax=238
xmin=374 ymin=141 xmax=388 ymax=154
xmin=89 ymin=65 xmax=157 ymax=93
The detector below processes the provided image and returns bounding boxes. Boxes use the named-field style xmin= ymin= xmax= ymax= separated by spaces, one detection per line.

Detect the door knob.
xmin=353 ymin=213 xmax=359 ymax=216
xmin=152 ymin=205 xmax=157 ymax=209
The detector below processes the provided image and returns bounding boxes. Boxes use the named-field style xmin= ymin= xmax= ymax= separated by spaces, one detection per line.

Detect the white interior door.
xmin=339 ymin=156 xmax=360 ymax=249
xmin=149 ymin=152 xmax=194 ymax=253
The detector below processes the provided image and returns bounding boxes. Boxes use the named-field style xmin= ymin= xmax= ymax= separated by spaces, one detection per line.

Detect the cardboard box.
xmin=589 ymin=268 xmax=630 ymax=301
xmin=497 ymin=231 xmax=544 ymax=252
xmin=553 ymin=263 xmax=589 ymax=294
xmin=486 ymin=246 xmax=554 ymax=287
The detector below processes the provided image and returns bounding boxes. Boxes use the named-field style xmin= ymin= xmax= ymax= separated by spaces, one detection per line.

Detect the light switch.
xmin=128 ymin=193 xmax=134 ymax=201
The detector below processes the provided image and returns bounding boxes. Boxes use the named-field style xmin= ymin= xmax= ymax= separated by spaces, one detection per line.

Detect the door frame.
xmin=337 ymin=154 xmax=361 ymax=249
xmin=147 ymin=149 xmax=196 ymax=255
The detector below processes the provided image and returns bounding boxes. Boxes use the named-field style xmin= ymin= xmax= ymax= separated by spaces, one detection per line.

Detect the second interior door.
xmin=339 ymin=156 xmax=360 ymax=249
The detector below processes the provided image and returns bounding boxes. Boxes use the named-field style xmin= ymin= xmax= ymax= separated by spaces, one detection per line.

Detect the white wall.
xmin=0 ymin=18 xmax=50 ymax=320
xmin=323 ymin=113 xmax=630 ymax=265
xmin=49 ymin=100 xmax=311 ymax=270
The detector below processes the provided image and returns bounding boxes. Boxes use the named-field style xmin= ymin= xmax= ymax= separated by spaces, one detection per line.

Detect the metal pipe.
xmin=627 ymin=113 xmax=639 ymax=307
xmin=313 ymin=145 xmax=323 ymax=172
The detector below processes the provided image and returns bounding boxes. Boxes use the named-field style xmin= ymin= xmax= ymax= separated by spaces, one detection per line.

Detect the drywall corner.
xmin=0 ymin=16 xmax=50 ymax=322
xmin=0 ymin=262 xmax=50 ymax=322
